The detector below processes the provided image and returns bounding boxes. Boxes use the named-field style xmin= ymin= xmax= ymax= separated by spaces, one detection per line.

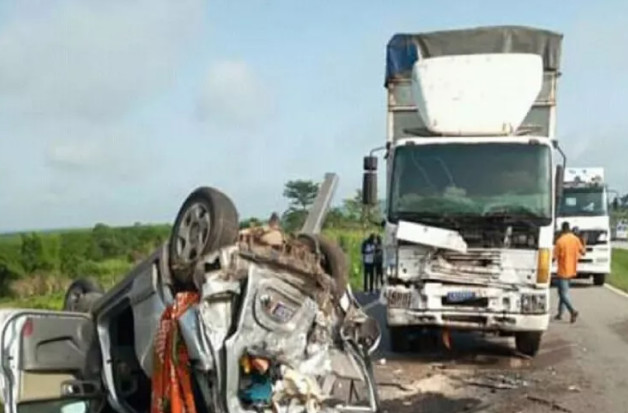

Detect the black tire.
xmin=515 ymin=331 xmax=543 ymax=357
xmin=297 ymin=234 xmax=349 ymax=298
xmin=593 ymin=274 xmax=606 ymax=286
xmin=389 ymin=326 xmax=411 ymax=353
xmin=75 ymin=292 xmax=103 ymax=313
xmin=169 ymin=187 xmax=239 ymax=285
xmin=63 ymin=278 xmax=104 ymax=312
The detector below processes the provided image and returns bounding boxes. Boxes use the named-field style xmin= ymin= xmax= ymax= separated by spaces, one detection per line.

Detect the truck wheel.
xmin=63 ymin=278 xmax=104 ymax=313
xmin=514 ymin=332 xmax=543 ymax=357
xmin=389 ymin=326 xmax=411 ymax=353
xmin=169 ymin=187 xmax=239 ymax=286
xmin=297 ymin=234 xmax=349 ymax=298
xmin=593 ymin=274 xmax=606 ymax=286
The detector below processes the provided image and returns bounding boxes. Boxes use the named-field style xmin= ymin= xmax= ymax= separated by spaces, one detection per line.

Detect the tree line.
xmin=0 ymin=179 xmax=382 ymax=300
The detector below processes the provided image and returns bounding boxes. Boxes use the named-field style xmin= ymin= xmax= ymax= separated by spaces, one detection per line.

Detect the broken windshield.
xmin=388 ymin=142 xmax=552 ymax=225
xmin=558 ymin=187 xmax=607 ymax=217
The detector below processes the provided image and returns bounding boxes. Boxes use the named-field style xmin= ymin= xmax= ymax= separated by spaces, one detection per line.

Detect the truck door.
xmin=0 ymin=310 xmax=105 ymax=413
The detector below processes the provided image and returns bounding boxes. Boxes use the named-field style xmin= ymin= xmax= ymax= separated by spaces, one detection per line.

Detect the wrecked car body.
xmin=0 ymin=182 xmax=381 ymax=413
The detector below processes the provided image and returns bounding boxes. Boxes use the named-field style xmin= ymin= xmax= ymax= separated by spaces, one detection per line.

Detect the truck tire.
xmin=593 ymin=274 xmax=606 ymax=286
xmin=515 ymin=332 xmax=542 ymax=357
xmin=389 ymin=326 xmax=411 ymax=353
xmin=63 ymin=278 xmax=104 ymax=313
xmin=297 ymin=233 xmax=349 ymax=298
xmin=169 ymin=187 xmax=239 ymax=286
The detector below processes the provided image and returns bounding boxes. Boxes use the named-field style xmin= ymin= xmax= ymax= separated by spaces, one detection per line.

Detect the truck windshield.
xmin=388 ymin=142 xmax=552 ymax=225
xmin=558 ymin=187 xmax=607 ymax=217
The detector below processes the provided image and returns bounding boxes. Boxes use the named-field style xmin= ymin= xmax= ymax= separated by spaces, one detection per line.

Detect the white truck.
xmin=555 ymin=167 xmax=611 ymax=285
xmin=361 ymin=26 xmax=565 ymax=356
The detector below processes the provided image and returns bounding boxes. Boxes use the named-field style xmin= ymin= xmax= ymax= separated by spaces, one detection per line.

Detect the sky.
xmin=0 ymin=0 xmax=627 ymax=232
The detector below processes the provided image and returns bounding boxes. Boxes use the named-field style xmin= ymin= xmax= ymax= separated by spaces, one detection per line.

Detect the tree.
xmin=59 ymin=232 xmax=90 ymax=276
xmin=283 ymin=180 xmax=319 ymax=212
xmin=20 ymin=233 xmax=47 ymax=273
xmin=240 ymin=217 xmax=262 ymax=229
xmin=89 ymin=223 xmax=123 ymax=261
xmin=281 ymin=180 xmax=319 ymax=233
xmin=341 ymin=189 xmax=383 ymax=227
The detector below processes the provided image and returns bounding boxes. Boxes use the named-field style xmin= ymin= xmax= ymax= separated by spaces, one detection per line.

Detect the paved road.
xmin=358 ymin=281 xmax=628 ymax=412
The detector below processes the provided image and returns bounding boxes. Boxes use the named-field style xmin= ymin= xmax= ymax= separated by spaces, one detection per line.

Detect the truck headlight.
xmin=598 ymin=232 xmax=608 ymax=242
xmin=536 ymin=248 xmax=551 ymax=284
xmin=385 ymin=248 xmax=398 ymax=278
xmin=521 ymin=293 xmax=547 ymax=314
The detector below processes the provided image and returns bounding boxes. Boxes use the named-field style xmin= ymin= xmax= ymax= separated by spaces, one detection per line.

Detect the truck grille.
xmin=580 ymin=230 xmax=605 ymax=246
xmin=427 ymin=250 xmax=502 ymax=285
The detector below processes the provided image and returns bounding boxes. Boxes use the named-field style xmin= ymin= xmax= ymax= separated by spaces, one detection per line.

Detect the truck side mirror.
xmin=555 ymin=164 xmax=564 ymax=203
xmin=362 ymin=156 xmax=378 ymax=206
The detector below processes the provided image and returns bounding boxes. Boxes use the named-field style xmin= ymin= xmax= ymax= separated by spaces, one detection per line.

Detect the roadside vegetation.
xmin=610 ymin=248 xmax=628 ymax=293
xmin=0 ymin=180 xmax=382 ymax=310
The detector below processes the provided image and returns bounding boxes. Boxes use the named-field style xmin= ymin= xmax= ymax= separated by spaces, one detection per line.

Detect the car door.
xmin=0 ymin=310 xmax=105 ymax=413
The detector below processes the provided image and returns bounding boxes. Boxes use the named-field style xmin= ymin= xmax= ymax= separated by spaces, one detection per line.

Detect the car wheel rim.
xmin=175 ymin=202 xmax=211 ymax=265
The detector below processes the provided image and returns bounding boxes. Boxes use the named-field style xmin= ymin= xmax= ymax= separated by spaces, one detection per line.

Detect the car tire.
xmin=515 ymin=331 xmax=543 ymax=357
xmin=593 ymin=274 xmax=606 ymax=286
xmin=63 ymin=278 xmax=104 ymax=312
xmin=297 ymin=233 xmax=349 ymax=298
xmin=389 ymin=326 xmax=411 ymax=353
xmin=169 ymin=187 xmax=239 ymax=286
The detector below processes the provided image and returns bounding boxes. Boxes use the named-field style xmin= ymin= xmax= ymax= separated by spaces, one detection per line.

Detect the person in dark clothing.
xmin=373 ymin=235 xmax=384 ymax=290
xmin=361 ymin=234 xmax=376 ymax=293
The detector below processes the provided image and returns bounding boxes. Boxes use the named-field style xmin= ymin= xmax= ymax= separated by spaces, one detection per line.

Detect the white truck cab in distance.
xmin=361 ymin=26 xmax=565 ymax=357
xmin=554 ymin=167 xmax=611 ymax=286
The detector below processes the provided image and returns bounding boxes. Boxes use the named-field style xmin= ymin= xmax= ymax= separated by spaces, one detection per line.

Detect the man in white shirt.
xmin=362 ymin=234 xmax=376 ymax=293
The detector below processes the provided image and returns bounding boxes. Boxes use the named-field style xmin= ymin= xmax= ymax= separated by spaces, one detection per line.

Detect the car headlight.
xmin=598 ymin=232 xmax=608 ymax=242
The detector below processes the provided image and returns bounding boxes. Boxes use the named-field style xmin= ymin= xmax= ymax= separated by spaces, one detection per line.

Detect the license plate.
xmin=446 ymin=291 xmax=476 ymax=303
xmin=386 ymin=290 xmax=412 ymax=308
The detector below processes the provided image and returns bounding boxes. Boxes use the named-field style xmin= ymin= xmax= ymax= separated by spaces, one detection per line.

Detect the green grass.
xmin=610 ymin=248 xmax=628 ymax=292
xmin=0 ymin=230 xmax=372 ymax=311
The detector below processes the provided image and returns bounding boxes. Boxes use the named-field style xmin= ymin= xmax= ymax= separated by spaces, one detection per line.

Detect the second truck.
xmin=555 ymin=167 xmax=612 ymax=286
xmin=362 ymin=26 xmax=565 ymax=356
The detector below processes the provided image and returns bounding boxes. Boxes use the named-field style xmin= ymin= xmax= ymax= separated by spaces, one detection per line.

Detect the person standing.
xmin=361 ymin=234 xmax=376 ymax=293
xmin=554 ymin=221 xmax=584 ymax=323
xmin=373 ymin=235 xmax=384 ymax=291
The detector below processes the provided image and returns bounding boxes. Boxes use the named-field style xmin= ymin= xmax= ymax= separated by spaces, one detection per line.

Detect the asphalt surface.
xmin=356 ymin=281 xmax=628 ymax=413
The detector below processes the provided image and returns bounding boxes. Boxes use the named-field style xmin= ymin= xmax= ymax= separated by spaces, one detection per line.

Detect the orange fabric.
xmin=151 ymin=292 xmax=200 ymax=413
xmin=554 ymin=233 xmax=585 ymax=279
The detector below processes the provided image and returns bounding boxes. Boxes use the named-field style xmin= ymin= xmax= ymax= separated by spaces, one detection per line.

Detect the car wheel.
xmin=389 ymin=326 xmax=411 ymax=353
xmin=169 ymin=186 xmax=239 ymax=286
xmin=63 ymin=278 xmax=104 ymax=312
xmin=297 ymin=233 xmax=349 ymax=298
xmin=593 ymin=274 xmax=606 ymax=286
xmin=515 ymin=331 xmax=543 ymax=357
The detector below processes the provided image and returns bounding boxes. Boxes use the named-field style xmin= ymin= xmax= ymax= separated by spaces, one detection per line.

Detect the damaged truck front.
xmin=361 ymin=26 xmax=565 ymax=356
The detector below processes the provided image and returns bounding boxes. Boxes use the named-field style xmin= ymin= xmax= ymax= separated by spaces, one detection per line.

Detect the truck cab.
xmin=554 ymin=167 xmax=611 ymax=286
xmin=361 ymin=26 xmax=564 ymax=357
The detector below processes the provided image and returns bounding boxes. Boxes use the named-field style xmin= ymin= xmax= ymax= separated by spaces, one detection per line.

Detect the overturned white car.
xmin=0 ymin=184 xmax=381 ymax=413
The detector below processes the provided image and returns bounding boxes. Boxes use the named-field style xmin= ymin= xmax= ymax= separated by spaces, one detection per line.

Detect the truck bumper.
xmin=387 ymin=309 xmax=549 ymax=332
xmin=551 ymin=262 xmax=610 ymax=278
xmin=383 ymin=284 xmax=549 ymax=333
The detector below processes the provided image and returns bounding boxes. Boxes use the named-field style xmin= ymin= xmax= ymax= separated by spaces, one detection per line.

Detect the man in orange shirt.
xmin=553 ymin=222 xmax=585 ymax=323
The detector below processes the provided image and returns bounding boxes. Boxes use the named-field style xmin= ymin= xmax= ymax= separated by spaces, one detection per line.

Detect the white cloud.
xmin=197 ymin=60 xmax=274 ymax=128
xmin=0 ymin=0 xmax=205 ymax=123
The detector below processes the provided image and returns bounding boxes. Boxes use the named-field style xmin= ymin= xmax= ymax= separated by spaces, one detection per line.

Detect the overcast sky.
xmin=0 ymin=0 xmax=626 ymax=232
